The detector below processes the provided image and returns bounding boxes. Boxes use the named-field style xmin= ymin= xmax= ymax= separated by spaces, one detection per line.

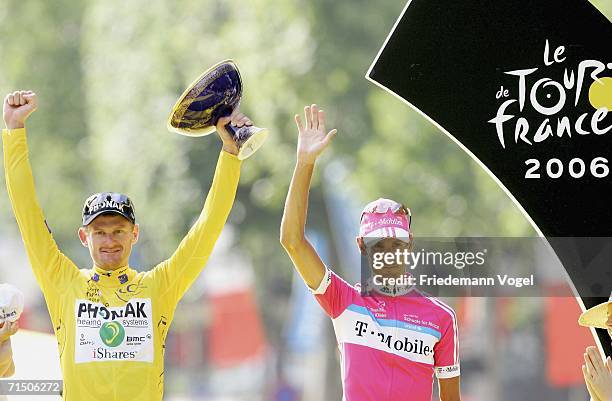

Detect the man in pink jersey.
xmin=280 ymin=104 xmax=461 ymax=401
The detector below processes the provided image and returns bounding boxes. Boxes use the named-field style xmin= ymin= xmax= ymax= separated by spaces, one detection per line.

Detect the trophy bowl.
xmin=167 ymin=59 xmax=269 ymax=160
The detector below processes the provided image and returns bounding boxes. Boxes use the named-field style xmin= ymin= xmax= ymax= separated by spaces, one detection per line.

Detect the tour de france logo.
xmin=488 ymin=39 xmax=612 ymax=180
xmin=99 ymin=321 xmax=126 ymax=348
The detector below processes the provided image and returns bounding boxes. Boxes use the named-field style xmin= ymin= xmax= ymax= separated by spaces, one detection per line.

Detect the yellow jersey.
xmin=2 ymin=128 xmax=241 ymax=400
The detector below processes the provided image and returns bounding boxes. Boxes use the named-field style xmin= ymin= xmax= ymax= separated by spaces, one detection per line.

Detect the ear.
xmin=356 ymin=237 xmax=366 ymax=255
xmin=78 ymin=227 xmax=88 ymax=247
xmin=131 ymin=223 xmax=140 ymax=245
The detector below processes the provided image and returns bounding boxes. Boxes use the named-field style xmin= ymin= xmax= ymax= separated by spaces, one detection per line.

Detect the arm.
xmin=434 ymin=307 xmax=461 ymax=400
xmin=0 ymin=340 xmax=15 ymax=377
xmin=0 ymin=322 xmax=18 ymax=377
xmin=2 ymin=91 xmax=79 ymax=296
xmin=280 ymin=104 xmax=337 ymax=290
xmin=151 ymin=111 xmax=249 ymax=302
xmin=438 ymin=376 xmax=461 ymax=401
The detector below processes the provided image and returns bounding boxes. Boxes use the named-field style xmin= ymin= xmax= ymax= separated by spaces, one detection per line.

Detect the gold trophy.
xmin=167 ymin=60 xmax=269 ymax=159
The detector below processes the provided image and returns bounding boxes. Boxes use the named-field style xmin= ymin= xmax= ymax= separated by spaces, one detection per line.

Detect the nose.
xmin=100 ymin=233 xmax=120 ymax=247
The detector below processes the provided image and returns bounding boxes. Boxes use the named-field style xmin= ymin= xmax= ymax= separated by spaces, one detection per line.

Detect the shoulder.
xmin=312 ymin=266 xmax=359 ymax=297
xmin=411 ymin=289 xmax=458 ymax=326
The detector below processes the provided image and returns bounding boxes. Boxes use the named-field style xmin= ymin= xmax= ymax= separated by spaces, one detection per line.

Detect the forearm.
xmin=159 ymin=149 xmax=241 ymax=298
xmin=439 ymin=377 xmax=461 ymax=401
xmin=2 ymin=128 xmax=64 ymax=279
xmin=280 ymin=161 xmax=314 ymax=246
xmin=439 ymin=390 xmax=461 ymax=401
xmin=197 ymin=150 xmax=241 ymax=232
xmin=176 ymin=150 xmax=240 ymax=258
xmin=280 ymin=160 xmax=327 ymax=289
xmin=0 ymin=340 xmax=15 ymax=377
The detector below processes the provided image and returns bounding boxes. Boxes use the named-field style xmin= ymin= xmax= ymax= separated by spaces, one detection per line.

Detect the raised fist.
xmin=3 ymin=90 xmax=38 ymax=130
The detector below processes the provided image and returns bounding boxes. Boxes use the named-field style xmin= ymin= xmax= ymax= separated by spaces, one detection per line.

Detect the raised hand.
xmin=3 ymin=90 xmax=38 ymax=130
xmin=294 ymin=104 xmax=337 ymax=165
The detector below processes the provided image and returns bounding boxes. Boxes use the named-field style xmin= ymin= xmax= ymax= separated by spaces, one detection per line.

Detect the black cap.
xmin=82 ymin=192 xmax=136 ymax=226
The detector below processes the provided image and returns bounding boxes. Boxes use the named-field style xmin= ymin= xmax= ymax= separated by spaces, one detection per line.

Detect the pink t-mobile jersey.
xmin=311 ymin=268 xmax=460 ymax=401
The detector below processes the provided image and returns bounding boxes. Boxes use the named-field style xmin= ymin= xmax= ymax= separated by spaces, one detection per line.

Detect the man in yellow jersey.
xmin=2 ymin=89 xmax=249 ymax=400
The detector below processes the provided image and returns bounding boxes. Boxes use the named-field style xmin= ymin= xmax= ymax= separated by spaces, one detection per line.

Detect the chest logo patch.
xmin=74 ymin=298 xmax=154 ymax=363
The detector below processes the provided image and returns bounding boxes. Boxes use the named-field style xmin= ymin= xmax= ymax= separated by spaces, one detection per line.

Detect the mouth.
xmin=100 ymin=249 xmax=122 ymax=255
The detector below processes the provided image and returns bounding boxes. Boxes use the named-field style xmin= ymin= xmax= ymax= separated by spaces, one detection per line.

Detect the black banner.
xmin=367 ymin=0 xmax=612 ymax=354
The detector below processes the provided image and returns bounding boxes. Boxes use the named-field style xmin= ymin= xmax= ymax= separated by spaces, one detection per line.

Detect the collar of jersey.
xmin=365 ymin=278 xmax=414 ymax=297
xmin=91 ymin=265 xmax=135 ymax=287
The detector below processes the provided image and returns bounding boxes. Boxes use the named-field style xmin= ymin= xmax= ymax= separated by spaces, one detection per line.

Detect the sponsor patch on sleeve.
xmin=310 ymin=268 xmax=332 ymax=295
xmin=435 ymin=364 xmax=460 ymax=378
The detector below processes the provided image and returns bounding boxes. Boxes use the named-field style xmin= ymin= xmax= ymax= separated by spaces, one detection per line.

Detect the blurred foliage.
xmin=1 ymin=0 xmax=609 ymax=301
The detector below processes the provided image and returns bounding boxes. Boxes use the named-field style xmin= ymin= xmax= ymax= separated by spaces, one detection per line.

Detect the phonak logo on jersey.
xmin=74 ymin=299 xmax=154 ymax=364
xmin=77 ymin=300 xmax=147 ymax=321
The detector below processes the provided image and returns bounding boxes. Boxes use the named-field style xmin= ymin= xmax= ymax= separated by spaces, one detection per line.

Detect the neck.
xmin=94 ymin=263 xmax=128 ymax=272
xmin=90 ymin=264 xmax=134 ymax=286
